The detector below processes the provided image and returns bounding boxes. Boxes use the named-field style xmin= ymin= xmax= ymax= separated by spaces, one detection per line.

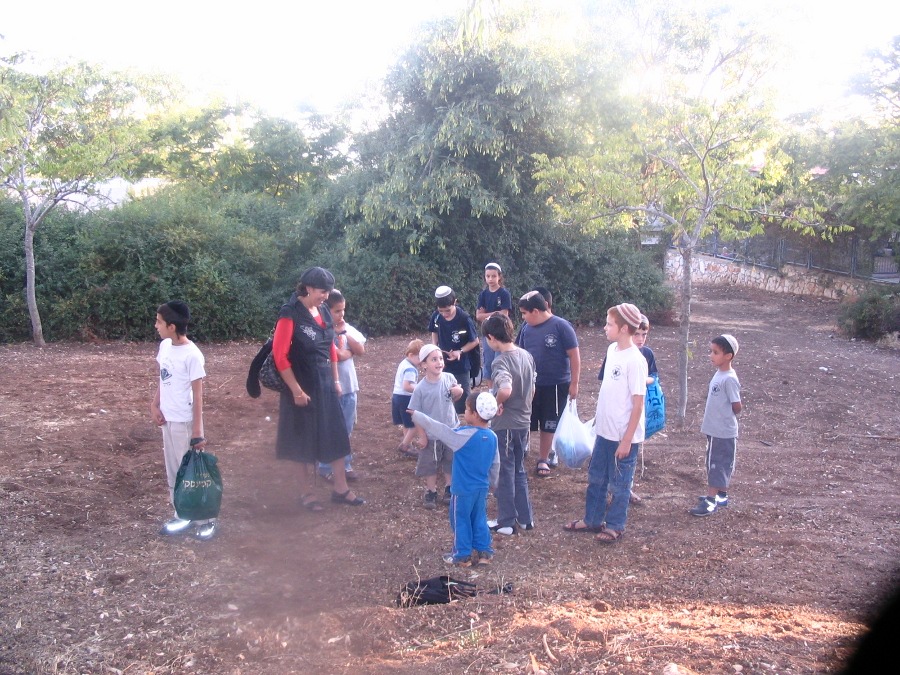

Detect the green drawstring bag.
xmin=174 ymin=448 xmax=223 ymax=520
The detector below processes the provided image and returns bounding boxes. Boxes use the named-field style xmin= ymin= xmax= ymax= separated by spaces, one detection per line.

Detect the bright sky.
xmin=2 ymin=0 xmax=899 ymax=119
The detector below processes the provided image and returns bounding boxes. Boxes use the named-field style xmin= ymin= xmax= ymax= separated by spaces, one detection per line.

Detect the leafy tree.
xmin=0 ymin=55 xmax=163 ymax=346
xmin=813 ymin=37 xmax=900 ymax=241
xmin=215 ymin=115 xmax=347 ymax=198
xmin=535 ymin=5 xmax=834 ymax=427
xmin=134 ymin=103 xmax=237 ymax=183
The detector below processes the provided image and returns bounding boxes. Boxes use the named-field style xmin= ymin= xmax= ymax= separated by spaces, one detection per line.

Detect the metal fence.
xmin=694 ymin=232 xmax=899 ymax=284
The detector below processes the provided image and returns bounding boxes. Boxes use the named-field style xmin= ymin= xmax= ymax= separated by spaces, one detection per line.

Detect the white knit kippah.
xmin=720 ymin=334 xmax=739 ymax=356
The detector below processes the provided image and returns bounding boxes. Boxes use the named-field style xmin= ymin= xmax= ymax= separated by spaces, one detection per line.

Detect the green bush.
xmin=0 ymin=189 xmax=673 ymax=343
xmin=838 ymin=288 xmax=900 ymax=341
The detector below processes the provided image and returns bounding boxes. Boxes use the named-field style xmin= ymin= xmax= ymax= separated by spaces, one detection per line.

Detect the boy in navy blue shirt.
xmin=411 ymin=392 xmax=500 ymax=567
xmin=429 ymin=285 xmax=479 ymax=414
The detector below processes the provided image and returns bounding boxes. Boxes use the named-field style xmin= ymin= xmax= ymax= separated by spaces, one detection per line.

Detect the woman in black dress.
xmin=271 ymin=267 xmax=365 ymax=510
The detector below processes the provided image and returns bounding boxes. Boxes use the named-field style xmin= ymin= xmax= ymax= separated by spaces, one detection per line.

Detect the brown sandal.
xmin=563 ymin=519 xmax=602 ymax=533
xmin=595 ymin=527 xmax=624 ymax=544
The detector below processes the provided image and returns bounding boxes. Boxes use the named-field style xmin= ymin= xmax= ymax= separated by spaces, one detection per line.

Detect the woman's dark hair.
xmin=157 ymin=300 xmax=190 ymax=336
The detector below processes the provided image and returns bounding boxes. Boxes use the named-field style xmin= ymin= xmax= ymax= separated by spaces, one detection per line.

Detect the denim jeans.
xmin=318 ymin=392 xmax=356 ymax=476
xmin=494 ymin=428 xmax=533 ymax=528
xmin=584 ymin=435 xmax=639 ymax=531
xmin=449 ymin=488 xmax=493 ymax=559
xmin=481 ymin=336 xmax=496 ymax=381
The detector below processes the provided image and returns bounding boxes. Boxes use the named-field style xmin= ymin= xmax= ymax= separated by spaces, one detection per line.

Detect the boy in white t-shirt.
xmin=150 ymin=301 xmax=213 ymax=540
xmin=564 ymin=303 xmax=647 ymax=544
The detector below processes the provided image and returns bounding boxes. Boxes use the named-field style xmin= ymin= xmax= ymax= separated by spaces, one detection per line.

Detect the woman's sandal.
xmin=331 ymin=489 xmax=366 ymax=506
xmin=595 ymin=527 xmax=624 ymax=544
xmin=563 ymin=519 xmax=602 ymax=533
xmin=535 ymin=460 xmax=552 ymax=478
xmin=300 ymin=494 xmax=325 ymax=512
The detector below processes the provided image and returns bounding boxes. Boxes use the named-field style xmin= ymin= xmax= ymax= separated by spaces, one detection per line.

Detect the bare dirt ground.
xmin=1 ymin=285 xmax=898 ymax=674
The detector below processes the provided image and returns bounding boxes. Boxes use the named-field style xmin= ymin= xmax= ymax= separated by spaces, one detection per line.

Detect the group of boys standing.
xmin=410 ymin=263 xmax=741 ymax=563
xmin=409 ymin=266 xmax=645 ymax=562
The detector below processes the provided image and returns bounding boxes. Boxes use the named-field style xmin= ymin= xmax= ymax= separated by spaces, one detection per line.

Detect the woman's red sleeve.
xmin=272 ymin=318 xmax=294 ymax=371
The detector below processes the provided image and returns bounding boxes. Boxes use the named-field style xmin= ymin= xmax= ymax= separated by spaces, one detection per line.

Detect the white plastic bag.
xmin=552 ymin=399 xmax=593 ymax=469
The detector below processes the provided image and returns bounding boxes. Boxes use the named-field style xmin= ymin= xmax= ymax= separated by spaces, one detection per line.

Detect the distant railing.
xmin=693 ymin=232 xmax=899 ymax=284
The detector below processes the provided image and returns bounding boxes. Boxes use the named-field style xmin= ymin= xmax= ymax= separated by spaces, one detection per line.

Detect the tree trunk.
xmin=676 ymin=246 xmax=692 ymax=428
xmin=24 ymin=221 xmax=46 ymax=347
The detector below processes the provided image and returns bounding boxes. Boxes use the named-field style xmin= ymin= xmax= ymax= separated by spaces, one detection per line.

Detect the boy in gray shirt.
xmin=483 ymin=313 xmax=536 ymax=535
xmin=409 ymin=344 xmax=464 ymax=509
xmin=690 ymin=334 xmax=742 ymax=517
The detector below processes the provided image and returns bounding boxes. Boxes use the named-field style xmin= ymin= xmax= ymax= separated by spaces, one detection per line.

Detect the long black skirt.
xmin=276 ymin=363 xmax=351 ymax=464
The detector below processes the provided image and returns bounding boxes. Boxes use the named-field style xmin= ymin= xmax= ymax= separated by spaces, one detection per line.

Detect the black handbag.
xmin=247 ymin=338 xmax=288 ymax=396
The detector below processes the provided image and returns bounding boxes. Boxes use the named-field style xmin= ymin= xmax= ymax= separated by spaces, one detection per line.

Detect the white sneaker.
xmin=547 ymin=450 xmax=559 ymax=468
xmin=194 ymin=521 xmax=217 ymax=541
xmin=489 ymin=522 xmax=516 ymax=535
xmin=159 ymin=517 xmax=192 ymax=535
xmin=487 ymin=519 xmax=499 ymax=528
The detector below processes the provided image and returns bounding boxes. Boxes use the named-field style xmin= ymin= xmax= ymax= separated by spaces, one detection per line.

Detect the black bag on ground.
xmin=174 ymin=448 xmax=223 ymax=520
xmin=396 ymin=575 xmax=478 ymax=607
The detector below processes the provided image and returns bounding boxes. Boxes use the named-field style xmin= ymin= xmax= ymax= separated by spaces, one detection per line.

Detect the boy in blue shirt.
xmin=429 ymin=285 xmax=479 ymax=414
xmin=411 ymin=392 xmax=500 ymax=567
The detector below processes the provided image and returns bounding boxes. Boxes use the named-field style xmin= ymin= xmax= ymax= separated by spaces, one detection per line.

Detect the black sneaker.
xmin=689 ymin=496 xmax=717 ymax=517
xmin=423 ymin=490 xmax=438 ymax=510
xmin=516 ymin=521 xmax=535 ymax=531
xmin=444 ymin=486 xmax=452 ymax=504
xmin=715 ymin=493 xmax=729 ymax=508
xmin=194 ymin=521 xmax=217 ymax=541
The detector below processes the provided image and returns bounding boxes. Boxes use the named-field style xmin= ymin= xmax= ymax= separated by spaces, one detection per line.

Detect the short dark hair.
xmin=518 ymin=290 xmax=548 ymax=313
xmin=711 ymin=335 xmax=735 ymax=356
xmin=157 ymin=300 xmax=190 ymax=336
xmin=436 ymin=290 xmax=457 ymax=308
xmin=482 ymin=313 xmax=514 ymax=343
xmin=532 ymin=286 xmax=552 ymax=308
xmin=465 ymin=392 xmax=480 ymax=413
xmin=325 ymin=289 xmax=345 ymax=308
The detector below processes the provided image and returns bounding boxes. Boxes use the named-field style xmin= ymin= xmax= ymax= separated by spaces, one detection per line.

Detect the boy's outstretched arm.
xmin=409 ymin=410 xmax=475 ymax=452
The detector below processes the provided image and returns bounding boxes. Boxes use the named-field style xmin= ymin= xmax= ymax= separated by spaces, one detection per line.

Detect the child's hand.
xmin=614 ymin=440 xmax=632 ymax=460
xmin=450 ymin=385 xmax=463 ymax=401
xmin=151 ymin=406 xmax=165 ymax=426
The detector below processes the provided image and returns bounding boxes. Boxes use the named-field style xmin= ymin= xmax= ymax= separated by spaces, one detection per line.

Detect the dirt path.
xmin=0 ymin=285 xmax=897 ymax=674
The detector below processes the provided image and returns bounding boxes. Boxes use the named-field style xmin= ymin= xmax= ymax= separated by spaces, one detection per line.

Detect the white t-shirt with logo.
xmin=156 ymin=338 xmax=206 ymax=423
xmin=594 ymin=342 xmax=648 ymax=443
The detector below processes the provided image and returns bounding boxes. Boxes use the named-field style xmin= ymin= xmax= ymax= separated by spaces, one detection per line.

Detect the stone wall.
xmin=665 ymin=250 xmax=874 ymax=300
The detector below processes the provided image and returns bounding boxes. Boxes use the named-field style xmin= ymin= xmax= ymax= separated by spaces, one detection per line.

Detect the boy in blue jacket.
xmin=411 ymin=392 xmax=500 ymax=567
